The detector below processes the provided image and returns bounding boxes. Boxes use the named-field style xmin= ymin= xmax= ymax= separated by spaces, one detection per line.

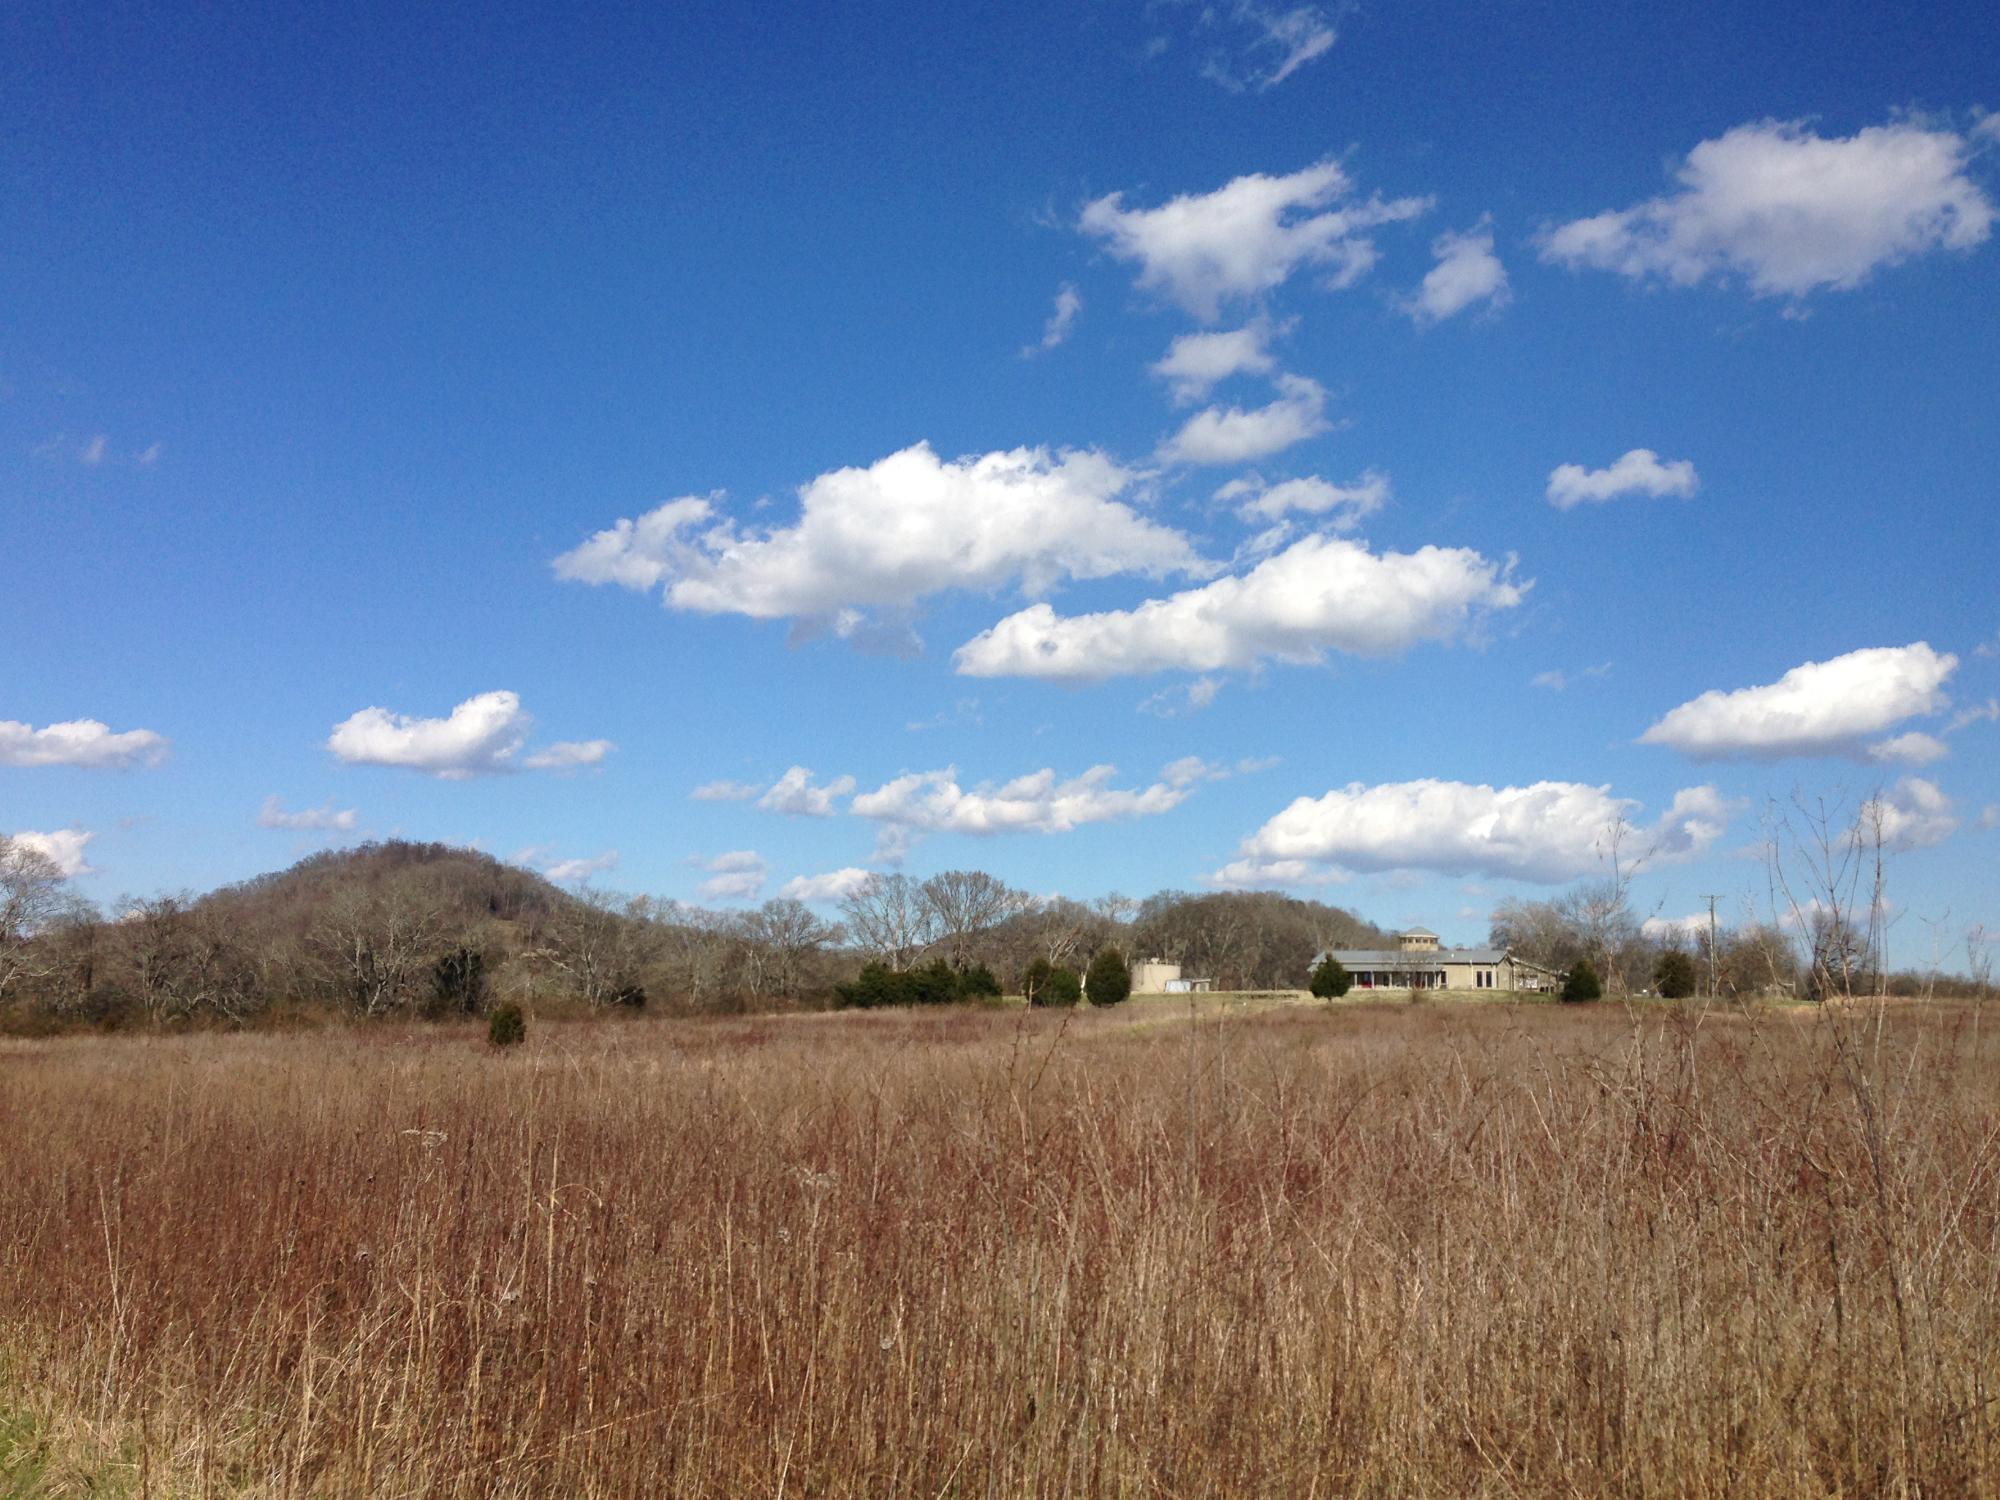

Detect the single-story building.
xmin=1131 ymin=959 xmax=1214 ymax=995
xmin=1310 ymin=928 xmax=1564 ymax=993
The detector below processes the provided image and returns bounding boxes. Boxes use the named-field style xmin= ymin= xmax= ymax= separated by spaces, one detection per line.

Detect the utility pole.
xmin=1700 ymin=894 xmax=1724 ymax=998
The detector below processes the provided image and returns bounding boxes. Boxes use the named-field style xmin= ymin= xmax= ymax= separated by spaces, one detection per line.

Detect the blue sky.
xmin=5 ymin=0 xmax=1998 ymax=966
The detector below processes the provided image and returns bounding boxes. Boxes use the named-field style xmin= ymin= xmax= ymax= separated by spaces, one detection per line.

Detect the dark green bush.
xmin=1085 ymin=947 xmax=1132 ymax=1007
xmin=1041 ymin=966 xmax=1082 ymax=1007
xmin=487 ymin=1001 xmax=526 ymax=1047
xmin=1309 ymin=955 xmax=1352 ymax=999
xmin=836 ymin=960 xmax=985 ymax=1009
xmin=1023 ymin=957 xmax=1054 ymax=1006
xmin=1654 ymin=951 xmax=1697 ymax=1000
xmin=431 ymin=947 xmax=489 ymax=1015
xmin=1562 ymin=959 xmax=1603 ymax=1004
xmin=960 ymin=963 xmax=1001 ymax=999
xmin=835 ymin=963 xmax=898 ymax=1009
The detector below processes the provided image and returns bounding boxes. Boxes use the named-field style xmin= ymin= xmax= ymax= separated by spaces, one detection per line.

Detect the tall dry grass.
xmin=2 ymin=998 xmax=1998 ymax=1496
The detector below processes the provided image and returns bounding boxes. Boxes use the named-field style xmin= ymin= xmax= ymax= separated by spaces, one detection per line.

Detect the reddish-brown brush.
xmin=2 ymin=998 xmax=1997 ymax=1496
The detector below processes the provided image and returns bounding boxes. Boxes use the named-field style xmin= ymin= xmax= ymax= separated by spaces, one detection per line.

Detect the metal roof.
xmin=1317 ymin=948 xmax=1509 ymax=965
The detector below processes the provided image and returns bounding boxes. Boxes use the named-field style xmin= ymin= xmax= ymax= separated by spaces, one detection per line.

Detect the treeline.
xmin=0 ymin=838 xmax=1392 ymax=1032
xmin=1487 ymin=888 xmax=1993 ymax=1002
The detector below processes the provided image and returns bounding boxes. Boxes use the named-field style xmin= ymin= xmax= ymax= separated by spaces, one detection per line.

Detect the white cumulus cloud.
xmin=778 ymin=867 xmax=876 ymax=902
xmin=1214 ymin=779 xmax=1735 ymax=887
xmin=954 ymin=532 xmax=1524 ymax=681
xmin=1159 ymin=374 xmax=1330 ymax=465
xmin=1547 ymin=449 xmax=1699 ymax=509
xmin=327 ymin=690 xmax=606 ymax=779
xmin=554 ymin=442 xmax=1205 ymax=644
xmin=1403 ymin=217 xmax=1510 ymax=325
xmin=1643 ymin=913 xmax=1713 ymax=941
xmin=851 ymin=763 xmax=1193 ymax=837
xmin=328 ymin=691 xmax=529 ymax=778
xmin=1080 ymin=160 xmax=1431 ymax=320
xmin=1150 ymin=324 xmax=1281 ymax=404
xmin=1866 ymin=731 xmax=1949 ymax=767
xmin=257 ymin=796 xmax=359 ymax=832
xmin=9 ymin=829 xmax=95 ymax=878
xmin=757 ymin=766 xmax=857 ymax=818
xmin=697 ymin=850 xmax=768 ymax=902
xmin=1217 ymin=469 xmax=1388 ymax=527
xmin=1639 ymin=643 xmax=1958 ymax=760
xmin=1539 ymin=116 xmax=1995 ymax=298
xmin=0 ymin=718 xmax=170 ymax=769
xmin=1863 ymin=778 xmax=1958 ymax=850
xmin=517 ymin=846 xmax=621 ymax=883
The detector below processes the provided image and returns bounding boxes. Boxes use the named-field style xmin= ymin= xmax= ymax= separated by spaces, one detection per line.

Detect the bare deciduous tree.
xmin=0 ymin=837 xmax=70 ymax=1003
xmin=1024 ymin=897 xmax=1107 ymax=971
xmin=1764 ymin=791 xmax=1888 ymax=1002
xmin=121 ymin=893 xmax=259 ymax=1023
xmin=311 ymin=878 xmax=453 ymax=1017
xmin=531 ymin=887 xmax=655 ymax=1008
xmin=644 ymin=900 xmax=736 ymax=1010
xmin=839 ymin=873 xmax=938 ymax=972
xmin=733 ymin=899 xmax=840 ymax=998
xmin=919 ymin=870 xmax=1028 ymax=971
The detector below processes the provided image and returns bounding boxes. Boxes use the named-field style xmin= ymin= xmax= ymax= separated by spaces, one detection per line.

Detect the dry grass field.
xmin=4 ymin=997 xmax=1999 ymax=1497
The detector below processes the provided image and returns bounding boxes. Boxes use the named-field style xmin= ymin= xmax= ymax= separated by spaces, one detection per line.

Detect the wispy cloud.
xmin=851 ymin=762 xmax=1196 ymax=837
xmin=1530 ymin=662 xmax=1612 ymax=692
xmin=1022 ymin=283 xmax=1082 ymax=356
xmin=257 ymin=796 xmax=359 ymax=832
xmin=691 ymin=779 xmax=762 ymax=801
xmin=1199 ymin=4 xmax=1339 ymax=92
xmin=1548 ymin=449 xmax=1698 ymax=509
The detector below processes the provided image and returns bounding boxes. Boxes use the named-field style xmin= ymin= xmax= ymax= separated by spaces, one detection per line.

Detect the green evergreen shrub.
xmin=1653 ymin=951 xmax=1697 ymax=1000
xmin=487 ymin=1002 xmax=526 ymax=1047
xmin=1023 ymin=957 xmax=1054 ymax=1006
xmin=1562 ymin=959 xmax=1603 ymax=1004
xmin=1309 ymin=955 xmax=1352 ymax=999
xmin=1085 ymin=947 xmax=1132 ymax=1006
xmin=1041 ymin=966 xmax=1082 ymax=1007
xmin=960 ymin=963 xmax=1002 ymax=999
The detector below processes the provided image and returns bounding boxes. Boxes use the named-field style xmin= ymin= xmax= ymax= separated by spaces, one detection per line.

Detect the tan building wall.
xmin=1131 ymin=960 xmax=1182 ymax=994
xmin=1341 ymin=956 xmax=1560 ymax=992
